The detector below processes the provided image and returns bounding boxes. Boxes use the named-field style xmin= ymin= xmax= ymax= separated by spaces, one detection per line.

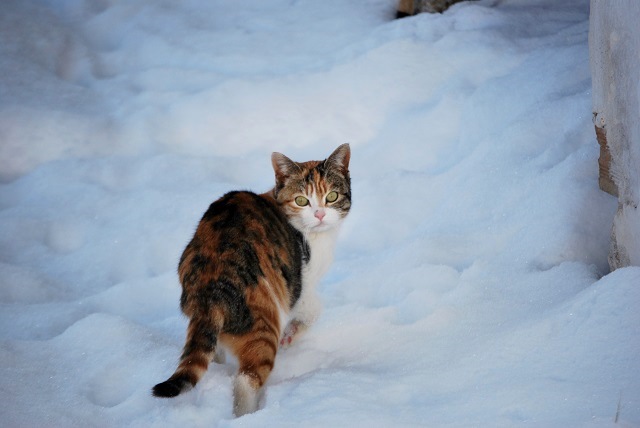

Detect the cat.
xmin=152 ymin=144 xmax=351 ymax=416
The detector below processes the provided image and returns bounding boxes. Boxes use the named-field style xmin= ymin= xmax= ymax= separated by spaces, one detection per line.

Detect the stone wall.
xmin=589 ymin=0 xmax=640 ymax=269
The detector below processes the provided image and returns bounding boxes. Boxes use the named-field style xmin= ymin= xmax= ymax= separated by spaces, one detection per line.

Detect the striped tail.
xmin=152 ymin=316 xmax=219 ymax=398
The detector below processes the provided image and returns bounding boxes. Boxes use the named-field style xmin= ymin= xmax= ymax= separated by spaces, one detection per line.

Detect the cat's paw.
xmin=280 ymin=320 xmax=303 ymax=349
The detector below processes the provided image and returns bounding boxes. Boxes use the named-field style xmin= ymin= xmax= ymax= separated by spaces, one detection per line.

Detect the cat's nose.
xmin=314 ymin=209 xmax=326 ymax=221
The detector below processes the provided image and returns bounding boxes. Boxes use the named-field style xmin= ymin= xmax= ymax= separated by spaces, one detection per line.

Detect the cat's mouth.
xmin=309 ymin=221 xmax=334 ymax=232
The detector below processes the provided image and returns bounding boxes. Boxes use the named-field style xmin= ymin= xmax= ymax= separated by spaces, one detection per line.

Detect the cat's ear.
xmin=272 ymin=152 xmax=300 ymax=184
xmin=325 ymin=143 xmax=350 ymax=174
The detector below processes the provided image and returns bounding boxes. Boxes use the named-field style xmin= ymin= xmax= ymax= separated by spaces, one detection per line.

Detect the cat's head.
xmin=271 ymin=144 xmax=351 ymax=234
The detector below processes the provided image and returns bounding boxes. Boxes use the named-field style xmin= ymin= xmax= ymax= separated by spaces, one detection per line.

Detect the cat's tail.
xmin=152 ymin=311 xmax=223 ymax=398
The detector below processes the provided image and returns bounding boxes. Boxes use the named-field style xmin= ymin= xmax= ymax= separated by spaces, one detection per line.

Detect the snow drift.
xmin=1 ymin=0 xmax=638 ymax=426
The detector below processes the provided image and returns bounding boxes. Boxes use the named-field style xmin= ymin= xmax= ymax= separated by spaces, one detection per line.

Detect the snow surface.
xmin=1 ymin=0 xmax=639 ymax=426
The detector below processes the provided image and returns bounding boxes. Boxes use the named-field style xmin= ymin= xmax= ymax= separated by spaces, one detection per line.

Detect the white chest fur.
xmin=287 ymin=227 xmax=339 ymax=326
xmin=303 ymin=228 xmax=339 ymax=288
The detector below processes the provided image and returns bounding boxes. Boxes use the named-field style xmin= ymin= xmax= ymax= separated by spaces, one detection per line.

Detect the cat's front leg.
xmin=280 ymin=319 xmax=303 ymax=348
xmin=280 ymin=291 xmax=321 ymax=348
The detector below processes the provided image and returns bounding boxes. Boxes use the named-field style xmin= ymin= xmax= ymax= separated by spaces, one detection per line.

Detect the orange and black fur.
xmin=153 ymin=144 xmax=351 ymax=416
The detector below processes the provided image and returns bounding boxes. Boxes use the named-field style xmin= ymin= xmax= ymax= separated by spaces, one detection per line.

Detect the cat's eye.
xmin=326 ymin=191 xmax=339 ymax=203
xmin=295 ymin=196 xmax=309 ymax=207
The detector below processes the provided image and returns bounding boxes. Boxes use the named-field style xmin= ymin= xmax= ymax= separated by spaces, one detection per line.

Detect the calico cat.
xmin=152 ymin=144 xmax=351 ymax=416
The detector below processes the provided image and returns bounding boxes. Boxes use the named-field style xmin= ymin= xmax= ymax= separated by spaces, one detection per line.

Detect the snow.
xmin=1 ymin=0 xmax=638 ymax=426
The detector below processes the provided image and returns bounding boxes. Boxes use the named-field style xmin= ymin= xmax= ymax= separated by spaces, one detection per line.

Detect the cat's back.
xmin=199 ymin=190 xmax=289 ymax=241
xmin=178 ymin=191 xmax=306 ymax=314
